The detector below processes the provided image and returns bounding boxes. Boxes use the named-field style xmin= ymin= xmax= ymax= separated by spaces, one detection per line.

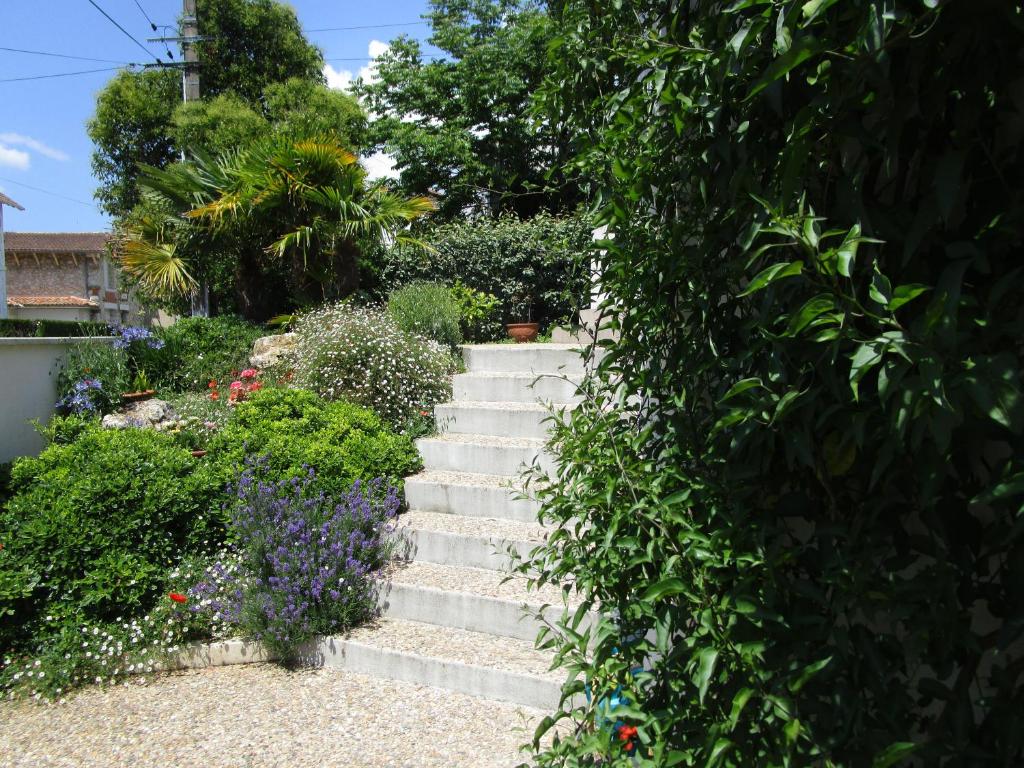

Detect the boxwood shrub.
xmin=0 ymin=423 xmax=225 ymax=654
xmin=204 ymin=387 xmax=422 ymax=501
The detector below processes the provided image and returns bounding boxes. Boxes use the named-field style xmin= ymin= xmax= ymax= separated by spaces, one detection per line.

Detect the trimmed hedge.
xmin=0 ymin=319 xmax=111 ymax=338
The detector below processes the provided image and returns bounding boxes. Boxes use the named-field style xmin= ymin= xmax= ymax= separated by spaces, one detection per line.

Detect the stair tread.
xmin=462 ymin=343 xmax=585 ymax=351
xmin=339 ymin=617 xmax=560 ymax=681
xmin=455 ymin=370 xmax=584 ymax=380
xmin=418 ymin=433 xmax=546 ymax=448
xmin=437 ymin=400 xmax=557 ymax=412
xmin=406 ymin=469 xmax=527 ymax=489
xmin=397 ymin=509 xmax=550 ymax=543
xmin=386 ymin=560 xmax=577 ymax=608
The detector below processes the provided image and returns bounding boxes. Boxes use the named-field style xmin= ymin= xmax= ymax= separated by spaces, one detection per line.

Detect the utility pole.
xmin=0 ymin=193 xmax=26 ymax=321
xmin=148 ymin=0 xmax=209 ymax=316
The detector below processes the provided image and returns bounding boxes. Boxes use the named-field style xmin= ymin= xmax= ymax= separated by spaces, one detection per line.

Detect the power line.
xmin=85 ymin=0 xmax=162 ymax=63
xmin=131 ymin=0 xmax=159 ymax=32
xmin=0 ymin=176 xmax=97 ymax=208
xmin=0 ymin=66 xmax=131 ymax=83
xmin=324 ymin=54 xmax=438 ymax=61
xmin=307 ymin=21 xmax=428 ymax=32
xmin=0 ymin=46 xmax=132 ymax=65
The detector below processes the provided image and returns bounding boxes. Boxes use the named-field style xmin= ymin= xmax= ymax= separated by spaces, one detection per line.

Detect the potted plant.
xmin=122 ymin=369 xmax=156 ymax=403
xmin=506 ymin=291 xmax=539 ymax=343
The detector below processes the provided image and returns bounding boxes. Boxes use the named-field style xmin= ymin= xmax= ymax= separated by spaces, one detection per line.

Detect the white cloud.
xmin=0 ymin=145 xmax=30 ymax=171
xmin=0 ymin=133 xmax=69 ymax=162
xmin=361 ymin=151 xmax=399 ymax=181
xmin=324 ymin=39 xmax=390 ymax=93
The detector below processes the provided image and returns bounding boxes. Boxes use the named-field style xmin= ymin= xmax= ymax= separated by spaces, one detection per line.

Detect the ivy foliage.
xmin=523 ymin=1 xmax=1024 ymax=766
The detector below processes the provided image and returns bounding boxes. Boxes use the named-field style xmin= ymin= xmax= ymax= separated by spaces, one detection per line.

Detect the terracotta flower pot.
xmin=506 ymin=322 xmax=540 ymax=343
xmin=190 ymin=450 xmax=208 ymax=458
xmin=121 ymin=389 xmax=156 ymax=404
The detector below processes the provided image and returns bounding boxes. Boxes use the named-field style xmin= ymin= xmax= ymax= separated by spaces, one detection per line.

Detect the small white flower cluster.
xmin=290 ymin=303 xmax=453 ymax=426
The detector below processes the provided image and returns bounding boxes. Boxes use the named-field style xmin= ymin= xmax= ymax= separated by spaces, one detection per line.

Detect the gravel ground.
xmin=0 ymin=664 xmax=544 ymax=768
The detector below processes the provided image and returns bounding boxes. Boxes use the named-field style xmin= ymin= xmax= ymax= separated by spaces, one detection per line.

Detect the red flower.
xmin=169 ymin=593 xmax=187 ymax=604
xmin=208 ymin=380 xmax=217 ymax=388
xmin=419 ymin=410 xmax=430 ymax=417
xmin=209 ymin=391 xmax=219 ymax=401
xmin=618 ymin=725 xmax=638 ymax=748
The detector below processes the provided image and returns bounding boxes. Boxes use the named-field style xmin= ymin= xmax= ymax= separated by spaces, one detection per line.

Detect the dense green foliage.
xmin=170 ymin=79 xmax=367 ymax=159
xmin=147 ymin=316 xmax=266 ymax=393
xmin=87 ymin=68 xmax=180 ymax=218
xmin=523 ymin=1 xmax=1024 ymax=766
xmin=121 ymin=137 xmax=434 ymax=320
xmin=204 ymin=388 xmax=422 ymax=500
xmin=0 ymin=424 xmax=224 ymax=654
xmin=0 ymin=319 xmax=111 ymax=338
xmin=356 ymin=0 xmax=578 ymax=219
xmin=291 ymin=303 xmax=454 ymax=428
xmin=56 ymin=340 xmax=130 ymax=415
xmin=89 ymin=0 xmax=334 ymax=218
xmin=387 ymin=282 xmax=464 ymax=350
xmin=384 ymin=211 xmax=591 ymax=333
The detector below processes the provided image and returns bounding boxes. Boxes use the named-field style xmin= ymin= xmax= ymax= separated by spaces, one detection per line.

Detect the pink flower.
xmin=240 ymin=369 xmax=257 ymax=379
xmin=229 ymin=381 xmax=243 ymax=390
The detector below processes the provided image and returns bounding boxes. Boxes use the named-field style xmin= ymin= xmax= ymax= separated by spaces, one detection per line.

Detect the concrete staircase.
xmin=323 ymin=344 xmax=588 ymax=709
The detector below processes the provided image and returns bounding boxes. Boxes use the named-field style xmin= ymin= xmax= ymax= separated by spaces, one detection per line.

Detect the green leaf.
xmin=786 ymin=294 xmax=835 ymax=335
xmin=869 ymin=272 xmax=893 ymax=306
xmin=802 ymin=0 xmax=841 ymax=22
xmin=694 ymin=647 xmax=719 ymax=703
xmin=728 ymin=687 xmax=754 ymax=729
xmin=872 ymin=742 xmax=918 ymax=768
xmin=739 ymin=261 xmax=804 ymax=296
xmin=836 ymin=224 xmax=862 ymax=277
xmin=721 ymin=377 xmax=764 ymax=401
xmin=788 ymin=655 xmax=832 ymax=692
xmin=643 ymin=577 xmax=688 ymax=601
xmin=747 ymin=36 xmax=824 ymax=99
xmin=888 ymin=284 xmax=930 ymax=310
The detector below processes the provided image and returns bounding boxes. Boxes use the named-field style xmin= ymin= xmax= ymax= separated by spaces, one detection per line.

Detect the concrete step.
xmin=403 ymin=470 xmax=541 ymax=523
xmin=453 ymin=371 xmax=584 ymax=404
xmin=462 ymin=343 xmax=589 ymax=375
xmin=381 ymin=560 xmax=580 ymax=642
xmin=317 ymin=617 xmax=563 ymax=710
xmin=396 ymin=509 xmax=548 ymax=570
xmin=416 ymin=433 xmax=554 ymax=477
xmin=435 ymin=401 xmax=572 ymax=440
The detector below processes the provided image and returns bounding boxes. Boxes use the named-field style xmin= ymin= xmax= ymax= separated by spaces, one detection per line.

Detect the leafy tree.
xmin=194 ymin=0 xmax=323 ymax=103
xmin=119 ymin=137 xmax=435 ymax=320
xmin=87 ymin=68 xmax=180 ymax=218
xmin=522 ymin=1 xmax=1024 ymax=766
xmin=262 ymin=78 xmax=367 ymax=147
xmin=171 ymin=93 xmax=269 ymax=159
xmin=356 ymin=0 xmax=577 ymax=219
xmin=89 ymin=0 xmax=328 ymax=218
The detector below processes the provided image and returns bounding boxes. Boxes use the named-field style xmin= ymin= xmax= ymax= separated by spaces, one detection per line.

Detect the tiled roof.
xmin=0 ymin=192 xmax=24 ymax=210
xmin=4 ymin=232 xmax=111 ymax=254
xmin=6 ymin=295 xmax=99 ymax=308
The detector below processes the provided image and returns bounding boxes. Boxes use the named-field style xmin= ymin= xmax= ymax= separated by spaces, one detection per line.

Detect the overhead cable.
xmin=85 ymin=0 xmax=162 ymax=63
xmin=0 ymin=46 xmax=131 ymax=65
xmin=0 ymin=66 xmax=131 ymax=83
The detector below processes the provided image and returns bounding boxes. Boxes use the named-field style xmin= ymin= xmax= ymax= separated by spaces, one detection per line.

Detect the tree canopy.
xmin=88 ymin=0 xmax=355 ymax=219
xmin=356 ymin=0 xmax=578 ymax=220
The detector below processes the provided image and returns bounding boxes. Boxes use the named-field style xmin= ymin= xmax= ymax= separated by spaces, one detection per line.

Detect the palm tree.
xmin=118 ymin=137 xmax=435 ymax=319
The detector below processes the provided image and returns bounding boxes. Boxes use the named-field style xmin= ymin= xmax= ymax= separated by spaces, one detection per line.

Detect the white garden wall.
xmin=0 ymin=337 xmax=108 ymax=463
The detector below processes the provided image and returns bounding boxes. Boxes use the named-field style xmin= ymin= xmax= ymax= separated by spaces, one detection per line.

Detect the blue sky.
xmin=0 ymin=0 xmax=435 ymax=233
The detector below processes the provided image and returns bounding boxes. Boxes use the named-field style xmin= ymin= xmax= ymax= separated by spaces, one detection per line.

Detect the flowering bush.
xmin=111 ymin=324 xmax=165 ymax=351
xmin=208 ymin=368 xmax=264 ymax=405
xmin=291 ymin=303 xmax=453 ymax=428
xmin=0 ymin=553 xmax=233 ymax=701
xmin=189 ymin=462 xmax=399 ymax=660
xmin=55 ymin=378 xmax=105 ymax=415
xmin=145 ymin=316 xmax=267 ymax=393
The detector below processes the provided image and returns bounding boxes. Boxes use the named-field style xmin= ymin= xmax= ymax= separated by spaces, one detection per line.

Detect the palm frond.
xmin=117 ymin=236 xmax=198 ymax=298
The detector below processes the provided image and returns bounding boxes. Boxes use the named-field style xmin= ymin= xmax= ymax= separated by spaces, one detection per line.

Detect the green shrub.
xmin=290 ymin=303 xmax=453 ymax=428
xmin=449 ymin=281 xmax=501 ymax=343
xmin=204 ymin=387 xmax=422 ymax=500
xmin=0 ymin=424 xmax=225 ymax=655
xmin=523 ymin=1 xmax=1024 ymax=766
xmin=387 ymin=281 xmax=463 ymax=350
xmin=146 ymin=316 xmax=267 ymax=393
xmin=383 ymin=211 xmax=592 ymax=336
xmin=0 ymin=319 xmax=111 ymax=338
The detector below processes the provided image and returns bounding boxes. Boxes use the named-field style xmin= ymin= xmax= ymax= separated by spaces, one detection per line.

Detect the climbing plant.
xmin=521 ymin=1 xmax=1024 ymax=766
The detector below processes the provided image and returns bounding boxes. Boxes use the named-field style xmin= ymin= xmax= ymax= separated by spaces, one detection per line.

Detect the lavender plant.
xmin=191 ymin=461 xmax=399 ymax=660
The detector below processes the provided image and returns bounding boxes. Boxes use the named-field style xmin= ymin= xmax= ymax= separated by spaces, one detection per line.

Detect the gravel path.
xmin=0 ymin=664 xmax=544 ymax=768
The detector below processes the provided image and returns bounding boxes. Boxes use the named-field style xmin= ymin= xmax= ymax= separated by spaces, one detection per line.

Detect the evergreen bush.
xmin=523 ymin=1 xmax=1024 ymax=765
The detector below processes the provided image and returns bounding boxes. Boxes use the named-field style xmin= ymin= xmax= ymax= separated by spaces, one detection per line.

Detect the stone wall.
xmin=6 ymin=258 xmax=91 ymax=298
